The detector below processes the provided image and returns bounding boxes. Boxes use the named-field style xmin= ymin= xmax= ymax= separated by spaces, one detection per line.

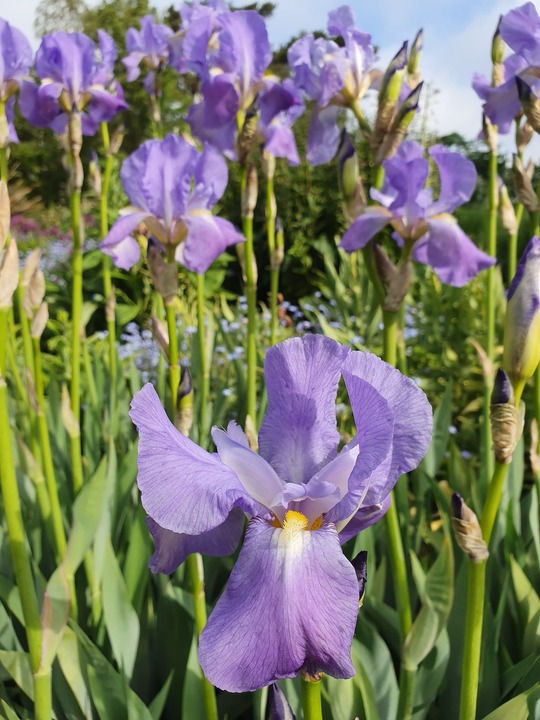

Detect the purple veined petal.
xmin=338 ymin=496 xmax=391 ymax=544
xmin=415 ymin=218 xmax=496 ymax=287
xmin=174 ymin=7 xmax=216 ymax=76
xmin=287 ymin=35 xmax=327 ymax=102
xmin=35 ymin=32 xmax=96 ymax=105
xmin=187 ymin=74 xmax=239 ymax=157
xmin=263 ymin=125 xmax=300 ymax=166
xmin=81 ymin=113 xmax=99 ymax=137
xmin=199 ymin=517 xmax=358 ymax=692
xmin=339 ymin=208 xmax=392 ymax=252
xmin=93 ymin=29 xmax=117 ymax=86
xmin=0 ymin=19 xmax=33 ymax=92
xmin=130 ymin=384 xmax=266 ymax=534
xmin=331 ymin=351 xmax=432 ymax=520
xmin=5 ymin=97 xmax=18 ymax=144
xmin=100 ymin=210 xmax=149 ymax=265
xmin=259 ymin=78 xmax=303 ymax=129
xmin=259 ymin=334 xmax=349 ymax=485
xmin=146 ymin=508 xmax=245 ymax=574
xmin=214 ymin=10 xmax=272 ymax=104
xmin=188 ymin=143 xmax=229 ymax=210
xmin=87 ymin=87 xmax=129 ymax=125
xmin=384 ymin=156 xmax=429 ymax=218
xmin=211 ymin=425 xmax=285 ymax=516
xmin=428 ymin=144 xmax=477 ymax=214
xmin=318 ymin=50 xmax=350 ymax=108
xmin=18 ymin=80 xmax=64 ymax=129
xmin=122 ymin=51 xmax=144 ymax=81
xmin=225 ymin=420 xmax=250 ymax=448
xmin=306 ymin=105 xmax=341 ymax=166
xmin=101 ymin=234 xmax=142 ymax=271
xmin=500 ymin=2 xmax=540 ymax=63
xmin=177 ymin=214 xmax=244 ymax=274
xmin=327 ymin=6 xmax=356 ymax=36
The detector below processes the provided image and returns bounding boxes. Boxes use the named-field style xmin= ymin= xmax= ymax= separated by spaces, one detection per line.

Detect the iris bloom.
xmin=288 ymin=5 xmax=377 ymax=165
xmin=100 ymin=133 xmax=244 ymax=273
xmin=181 ymin=6 xmax=303 ymax=163
xmin=130 ymin=334 xmax=432 ymax=691
xmin=0 ymin=19 xmax=32 ymax=144
xmin=122 ymin=15 xmax=173 ymax=95
xmin=340 ymin=140 xmax=495 ymax=287
xmin=19 ymin=30 xmax=127 ymax=135
xmin=503 ymin=236 xmax=540 ymax=390
xmin=473 ymin=2 xmax=540 ymax=133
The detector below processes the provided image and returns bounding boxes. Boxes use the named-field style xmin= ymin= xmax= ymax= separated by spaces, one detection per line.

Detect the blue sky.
xmin=4 ymin=0 xmax=540 ymax=157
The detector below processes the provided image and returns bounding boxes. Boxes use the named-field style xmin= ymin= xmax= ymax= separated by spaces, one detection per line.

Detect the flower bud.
xmin=375 ymin=82 xmax=423 ymax=163
xmin=337 ymin=131 xmax=366 ymax=222
xmin=491 ymin=17 xmax=504 ymax=66
xmin=241 ymin=163 xmax=258 ymax=219
xmin=374 ymin=244 xmax=412 ymax=311
xmin=271 ymin=218 xmax=285 ymax=271
xmin=516 ymin=119 xmax=534 ymax=155
xmin=31 ymin=302 xmax=48 ymax=339
xmin=0 ymin=181 xmax=10 ymax=247
xmin=351 ymin=550 xmax=368 ymax=607
xmin=503 ymin=237 xmax=540 ymax=392
xmin=512 ymin=155 xmax=539 ymax=213
xmin=490 ymin=368 xmax=524 ymax=463
xmin=451 ymin=493 xmax=489 ymax=563
xmin=516 ymin=76 xmax=540 ymax=134
xmin=0 ymin=238 xmax=19 ymax=308
xmin=407 ymin=29 xmax=423 ymax=87
xmin=372 ymin=43 xmax=408 ymax=155
xmin=269 ymin=683 xmax=296 ymax=720
xmin=89 ymin=150 xmax=102 ymax=196
xmin=498 ymin=181 xmax=517 ymax=236
xmin=109 ymin=123 xmax=125 ymax=156
xmin=175 ymin=367 xmax=194 ymax=436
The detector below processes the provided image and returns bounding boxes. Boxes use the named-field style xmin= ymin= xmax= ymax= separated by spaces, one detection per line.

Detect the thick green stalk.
xmin=196 ymin=273 xmax=209 ymax=441
xmin=265 ymin=172 xmax=280 ymax=346
xmin=186 ymin=554 xmax=218 ymax=720
xmin=100 ymin=123 xmax=117 ymax=403
xmin=382 ymin=309 xmax=415 ymax=720
xmin=33 ymin=338 xmax=66 ymax=560
xmin=301 ymin=678 xmax=323 ymax=720
xmin=165 ymin=300 xmax=180 ymax=414
xmin=69 ymin=188 xmax=84 ymax=495
xmin=0 ymin=310 xmax=51 ymax=719
xmin=241 ymin=167 xmax=258 ymax=423
xmin=0 ymin=103 xmax=8 ymax=186
xmin=481 ymin=148 xmax=499 ymax=489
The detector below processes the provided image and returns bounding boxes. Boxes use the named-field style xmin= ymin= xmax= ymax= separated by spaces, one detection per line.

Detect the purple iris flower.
xmin=123 ymin=15 xmax=173 ymax=95
xmin=130 ymin=334 xmax=432 ymax=691
xmin=183 ymin=8 xmax=303 ymax=163
xmin=19 ymin=30 xmax=127 ymax=136
xmin=0 ymin=19 xmax=32 ymax=144
xmin=340 ymin=140 xmax=495 ymax=287
xmin=100 ymin=133 xmax=244 ymax=274
xmin=473 ymin=3 xmax=540 ymax=134
xmin=288 ymin=6 xmax=377 ymax=165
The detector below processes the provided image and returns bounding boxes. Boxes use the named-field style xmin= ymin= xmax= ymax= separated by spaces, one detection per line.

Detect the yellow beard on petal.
xmin=282 ymin=510 xmax=309 ymax=534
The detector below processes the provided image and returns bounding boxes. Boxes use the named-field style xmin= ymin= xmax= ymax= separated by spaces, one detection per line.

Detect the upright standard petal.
xmin=415 ymin=218 xmax=496 ymax=287
xmin=259 ymin=335 xmax=349 ymax=485
xmin=146 ymin=508 xmax=245 ymax=574
xmin=500 ymin=2 xmax=540 ymax=63
xmin=428 ymin=144 xmax=477 ymax=214
xmin=199 ymin=517 xmax=358 ymax=692
xmin=0 ymin=19 xmax=32 ymax=93
xmin=130 ymin=384 xmax=266 ymax=535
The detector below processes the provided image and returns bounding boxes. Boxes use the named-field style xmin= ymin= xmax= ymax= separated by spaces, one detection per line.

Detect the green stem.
xmin=382 ymin=309 xmax=415 ymax=720
xmin=186 ymin=555 xmax=218 ymax=720
xmin=301 ymin=678 xmax=323 ymax=720
xmin=196 ymin=273 xmax=209 ymax=442
xmin=508 ymin=204 xmax=523 ymax=282
xmin=265 ymin=172 xmax=280 ymax=346
xmin=241 ymin=167 xmax=258 ymax=424
xmin=0 ymin=309 xmax=50 ymax=718
xmin=69 ymin=189 xmax=84 ymax=495
xmin=165 ymin=300 xmax=180 ymax=416
xmin=100 ymin=123 xmax=117 ymax=409
xmin=32 ymin=338 xmax=66 ymax=561
xmin=0 ymin=103 xmax=8 ymax=185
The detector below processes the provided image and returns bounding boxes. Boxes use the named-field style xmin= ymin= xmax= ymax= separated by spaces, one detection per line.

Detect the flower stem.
xmin=241 ymin=166 xmax=258 ymax=424
xmin=382 ymin=309 xmax=415 ymax=720
xmin=301 ymin=677 xmax=323 ymax=720
xmin=196 ymin=272 xmax=209 ymax=442
xmin=165 ymin=299 xmax=180 ymax=414
xmin=265 ymin=170 xmax=280 ymax=346
xmin=100 ymin=123 xmax=117 ymax=417
xmin=186 ymin=553 xmax=218 ymax=720
xmin=508 ymin=203 xmax=523 ymax=282
xmin=32 ymin=337 xmax=67 ymax=561
xmin=69 ymin=187 xmax=84 ymax=495
xmin=0 ymin=308 xmax=51 ymax=719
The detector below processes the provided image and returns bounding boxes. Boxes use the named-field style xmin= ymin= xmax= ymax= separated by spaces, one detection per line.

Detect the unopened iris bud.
xmin=515 ymin=76 xmax=540 ymax=134
xmin=451 ymin=493 xmax=489 ymax=563
xmin=269 ymin=683 xmax=296 ymax=720
xmin=109 ymin=123 xmax=125 ymax=156
xmin=512 ymin=155 xmax=539 ymax=213
xmin=337 ymin=130 xmax=359 ymax=201
xmin=351 ymin=550 xmax=368 ymax=607
xmin=271 ymin=218 xmax=285 ymax=271
xmin=31 ymin=302 xmax=48 ymax=340
xmin=490 ymin=368 xmax=523 ymax=463
xmin=241 ymin=163 xmax=258 ymax=219
xmin=491 ymin=17 xmax=504 ymax=66
xmin=499 ymin=181 xmax=517 ymax=236
xmin=372 ymin=43 xmax=408 ymax=156
xmin=408 ymin=30 xmax=423 ymax=80
xmin=375 ymin=82 xmax=423 ymax=163
xmin=503 ymin=236 xmax=540 ymax=394
xmin=89 ymin=150 xmax=102 ymax=196
xmin=0 ymin=238 xmax=19 ymax=308
xmin=516 ymin=119 xmax=534 ymax=155
xmin=0 ymin=181 xmax=10 ymax=247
